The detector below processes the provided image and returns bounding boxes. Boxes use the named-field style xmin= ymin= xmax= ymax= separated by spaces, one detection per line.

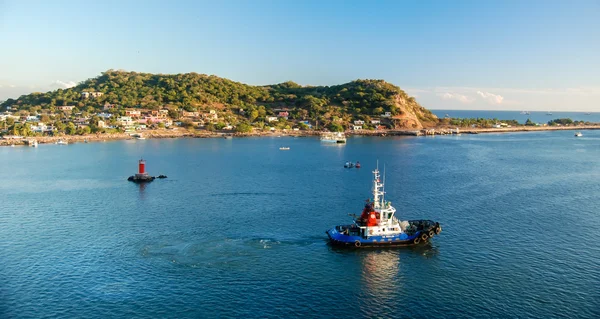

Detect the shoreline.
xmin=1 ymin=125 xmax=598 ymax=146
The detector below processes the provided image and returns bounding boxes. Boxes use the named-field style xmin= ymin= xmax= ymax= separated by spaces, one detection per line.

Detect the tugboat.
xmin=326 ymin=166 xmax=441 ymax=247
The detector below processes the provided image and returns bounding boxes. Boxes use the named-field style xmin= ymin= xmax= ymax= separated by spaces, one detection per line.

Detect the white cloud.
xmin=438 ymin=92 xmax=474 ymax=103
xmin=476 ymin=91 xmax=504 ymax=104
xmin=50 ymin=80 xmax=77 ymax=89
xmin=9 ymin=84 xmax=16 ymax=88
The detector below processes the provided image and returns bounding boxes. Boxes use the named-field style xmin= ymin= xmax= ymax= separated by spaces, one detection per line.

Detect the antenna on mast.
xmin=382 ymin=164 xmax=386 ymax=206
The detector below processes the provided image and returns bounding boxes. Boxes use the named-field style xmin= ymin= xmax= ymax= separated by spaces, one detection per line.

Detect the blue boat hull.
xmin=326 ymin=220 xmax=441 ymax=248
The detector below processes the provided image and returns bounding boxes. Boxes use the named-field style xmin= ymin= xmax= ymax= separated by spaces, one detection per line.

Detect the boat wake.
xmin=139 ymin=236 xmax=322 ymax=267
xmin=209 ymin=192 xmax=287 ymax=197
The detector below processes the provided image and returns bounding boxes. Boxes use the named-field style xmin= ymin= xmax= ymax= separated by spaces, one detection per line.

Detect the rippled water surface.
xmin=1 ymin=132 xmax=599 ymax=318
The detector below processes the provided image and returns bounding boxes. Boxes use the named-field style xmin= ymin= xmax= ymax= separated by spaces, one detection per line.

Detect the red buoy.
xmin=139 ymin=159 xmax=146 ymax=174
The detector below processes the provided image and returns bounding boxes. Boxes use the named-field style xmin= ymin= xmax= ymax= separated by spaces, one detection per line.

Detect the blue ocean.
xmin=432 ymin=110 xmax=600 ymax=124
xmin=1 ymin=132 xmax=599 ymax=318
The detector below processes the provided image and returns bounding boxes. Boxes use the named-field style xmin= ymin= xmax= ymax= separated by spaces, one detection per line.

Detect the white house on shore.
xmin=117 ymin=116 xmax=134 ymax=127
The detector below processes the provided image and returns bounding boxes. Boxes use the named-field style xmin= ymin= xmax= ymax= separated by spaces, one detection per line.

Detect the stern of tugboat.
xmin=326 ymin=225 xmax=364 ymax=247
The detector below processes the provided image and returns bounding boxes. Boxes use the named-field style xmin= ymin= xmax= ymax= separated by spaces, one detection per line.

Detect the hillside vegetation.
xmin=1 ymin=70 xmax=437 ymax=129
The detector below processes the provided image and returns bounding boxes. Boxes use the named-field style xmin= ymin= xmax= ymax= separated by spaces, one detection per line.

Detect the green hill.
xmin=1 ymin=70 xmax=437 ymax=129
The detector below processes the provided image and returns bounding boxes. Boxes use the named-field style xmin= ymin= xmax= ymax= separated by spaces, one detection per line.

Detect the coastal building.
xmin=301 ymin=120 xmax=312 ymax=127
xmin=125 ymin=110 xmax=142 ymax=118
xmin=182 ymin=111 xmax=199 ymax=118
xmin=278 ymin=111 xmax=289 ymax=118
xmin=102 ymin=102 xmax=119 ymax=111
xmin=57 ymin=105 xmax=75 ymax=111
xmin=137 ymin=116 xmax=172 ymax=126
xmin=97 ymin=120 xmax=106 ymax=128
xmin=26 ymin=115 xmax=39 ymax=122
xmin=267 ymin=116 xmax=278 ymax=122
xmin=117 ymin=116 xmax=134 ymax=127
xmin=371 ymin=119 xmax=381 ymax=124
xmin=381 ymin=112 xmax=392 ymax=118
xmin=353 ymin=125 xmax=363 ymax=130
xmin=97 ymin=112 xmax=112 ymax=119
xmin=103 ymin=103 xmax=117 ymax=111
xmin=81 ymin=92 xmax=103 ymax=99
xmin=31 ymin=123 xmax=48 ymax=133
xmin=150 ymin=109 xmax=169 ymax=118
xmin=74 ymin=118 xmax=89 ymax=125
xmin=354 ymin=120 xmax=365 ymax=125
xmin=202 ymin=112 xmax=218 ymax=121
xmin=301 ymin=120 xmax=312 ymax=129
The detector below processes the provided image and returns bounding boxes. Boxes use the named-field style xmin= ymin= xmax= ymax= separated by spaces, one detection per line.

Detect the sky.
xmin=0 ymin=0 xmax=598 ymax=111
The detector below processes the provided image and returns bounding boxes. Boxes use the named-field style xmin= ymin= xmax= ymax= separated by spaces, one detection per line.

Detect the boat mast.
xmin=372 ymin=166 xmax=383 ymax=211
xmin=382 ymin=164 xmax=386 ymax=209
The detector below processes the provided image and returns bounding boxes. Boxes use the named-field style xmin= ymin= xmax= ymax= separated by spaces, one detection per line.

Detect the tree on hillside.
xmin=235 ymin=123 xmax=252 ymax=133
xmin=328 ymin=122 xmax=344 ymax=132
xmin=65 ymin=122 xmax=77 ymax=135
xmin=249 ymin=110 xmax=259 ymax=122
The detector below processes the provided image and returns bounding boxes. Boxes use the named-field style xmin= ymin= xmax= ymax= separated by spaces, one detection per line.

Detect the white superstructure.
xmin=355 ymin=166 xmax=406 ymax=238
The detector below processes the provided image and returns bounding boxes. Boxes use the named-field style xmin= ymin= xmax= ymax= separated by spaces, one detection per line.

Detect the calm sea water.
xmin=432 ymin=110 xmax=600 ymax=124
xmin=1 ymin=133 xmax=599 ymax=318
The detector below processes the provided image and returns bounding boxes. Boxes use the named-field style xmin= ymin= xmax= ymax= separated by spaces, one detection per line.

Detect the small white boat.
xmin=56 ymin=140 xmax=68 ymax=145
xmin=279 ymin=147 xmax=290 ymax=150
xmin=575 ymin=132 xmax=583 ymax=137
xmin=136 ymin=136 xmax=146 ymax=140
xmin=321 ymin=132 xmax=347 ymax=143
